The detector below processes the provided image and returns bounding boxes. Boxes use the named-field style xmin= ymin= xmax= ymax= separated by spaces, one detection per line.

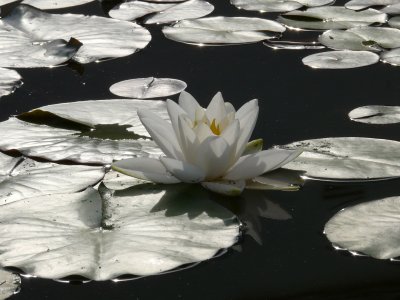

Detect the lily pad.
xmin=278 ymin=7 xmax=387 ymax=30
xmin=109 ymin=1 xmax=176 ymax=21
xmin=389 ymin=16 xmax=400 ymax=28
xmin=0 ymin=68 xmax=22 ymax=97
xmin=382 ymin=3 xmax=400 ymax=14
xmin=276 ymin=137 xmax=400 ymax=181
xmin=231 ymin=0 xmax=334 ymax=13
xmin=348 ymin=27 xmax=400 ymax=49
xmin=349 ymin=105 xmax=400 ymax=124
xmin=109 ymin=77 xmax=187 ymax=99
xmin=318 ymin=30 xmax=381 ymax=51
xmin=2 ymin=5 xmax=151 ymax=64
xmin=21 ymin=0 xmax=96 ymax=9
xmin=0 ymin=186 xmax=239 ymax=280
xmin=0 ymin=152 xmax=105 ymax=204
xmin=302 ymin=50 xmax=379 ymax=69
xmin=345 ymin=0 xmax=400 ymax=10
xmin=163 ymin=16 xmax=285 ymax=45
xmin=381 ymin=48 xmax=400 ymax=65
xmin=324 ymin=196 xmax=400 ymax=259
xmin=0 ymin=269 xmax=20 ymax=300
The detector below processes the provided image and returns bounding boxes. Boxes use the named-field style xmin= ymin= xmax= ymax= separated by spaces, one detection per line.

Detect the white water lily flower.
xmin=112 ymin=91 xmax=301 ymax=196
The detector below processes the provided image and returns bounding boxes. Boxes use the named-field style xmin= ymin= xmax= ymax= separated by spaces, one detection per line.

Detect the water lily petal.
xmin=201 ymin=180 xmax=245 ymax=196
xmin=224 ymin=149 xmax=301 ymax=181
xmin=236 ymin=98 xmax=258 ymax=121
xmin=112 ymin=157 xmax=180 ymax=184
xmin=235 ymin=106 xmax=259 ymax=158
xmin=177 ymin=114 xmax=198 ymax=161
xmin=194 ymin=122 xmax=214 ymax=143
xmin=195 ymin=136 xmax=234 ymax=179
xmin=225 ymin=102 xmax=236 ymax=115
xmin=221 ymin=119 xmax=240 ymax=147
xmin=138 ymin=109 xmax=183 ymax=160
xmin=206 ymin=92 xmax=227 ymax=123
xmin=160 ymin=157 xmax=205 ymax=183
xmin=178 ymin=91 xmax=201 ymax=120
xmin=166 ymin=99 xmax=188 ymax=136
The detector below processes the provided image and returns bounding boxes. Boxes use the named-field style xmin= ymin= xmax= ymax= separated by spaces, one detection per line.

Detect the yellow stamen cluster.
xmin=210 ymin=119 xmax=221 ymax=135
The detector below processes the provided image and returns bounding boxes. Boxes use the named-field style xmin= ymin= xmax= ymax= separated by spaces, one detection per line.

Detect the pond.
xmin=1 ymin=0 xmax=400 ymax=299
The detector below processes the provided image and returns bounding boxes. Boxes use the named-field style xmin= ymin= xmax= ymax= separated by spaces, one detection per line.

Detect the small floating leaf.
xmin=2 ymin=4 xmax=151 ymax=64
xmin=264 ymin=40 xmax=325 ymax=50
xmin=0 ymin=152 xmax=105 ymax=204
xmin=302 ymin=50 xmax=379 ymax=69
xmin=231 ymin=0 xmax=333 ymax=13
xmin=163 ymin=16 xmax=285 ymax=45
xmin=276 ymin=137 xmax=400 ymax=181
xmin=278 ymin=7 xmax=387 ymax=30
xmin=0 ymin=186 xmax=239 ymax=280
xmin=144 ymin=0 xmax=214 ymax=24
xmin=318 ymin=30 xmax=381 ymax=51
xmin=349 ymin=105 xmax=400 ymax=124
xmin=325 ymin=196 xmax=400 ymax=259
xmin=109 ymin=1 xmax=176 ymax=21
xmin=348 ymin=27 xmax=400 ymax=49
xmin=388 ymin=16 xmax=400 ymax=28
xmin=21 ymin=0 xmax=96 ymax=9
xmin=109 ymin=77 xmax=187 ymax=99
xmin=382 ymin=3 xmax=400 ymax=14
xmin=0 ymin=68 xmax=22 ymax=97
xmin=345 ymin=0 xmax=399 ymax=10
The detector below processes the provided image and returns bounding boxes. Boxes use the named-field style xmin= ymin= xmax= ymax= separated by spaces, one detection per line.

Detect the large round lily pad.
xmin=325 ymin=196 xmax=400 ymax=259
xmin=276 ymin=137 xmax=400 ymax=181
xmin=302 ymin=50 xmax=379 ymax=69
xmin=0 ymin=186 xmax=239 ymax=280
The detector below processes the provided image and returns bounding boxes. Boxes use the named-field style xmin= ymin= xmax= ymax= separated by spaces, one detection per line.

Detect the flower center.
xmin=210 ymin=119 xmax=221 ymax=135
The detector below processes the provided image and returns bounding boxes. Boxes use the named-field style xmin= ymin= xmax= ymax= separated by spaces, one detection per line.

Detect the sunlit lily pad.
xmin=318 ymin=30 xmax=381 ymax=51
xmin=21 ymin=0 xmax=96 ymax=9
xmin=381 ymin=48 xmax=400 ymax=65
xmin=325 ymin=196 xmax=400 ymax=259
xmin=109 ymin=1 xmax=176 ymax=21
xmin=389 ymin=16 xmax=400 ymax=28
xmin=109 ymin=77 xmax=187 ymax=99
xmin=0 ymin=68 xmax=22 ymax=97
xmin=302 ymin=50 xmax=379 ymax=69
xmin=276 ymin=137 xmax=400 ymax=181
xmin=345 ymin=0 xmax=400 ymax=10
xmin=0 ymin=269 xmax=20 ymax=300
xmin=231 ymin=0 xmax=334 ymax=13
xmin=163 ymin=16 xmax=285 ymax=45
xmin=0 ymin=152 xmax=105 ymax=204
xmin=382 ymin=3 xmax=400 ymax=14
xmin=2 ymin=5 xmax=151 ymax=64
xmin=349 ymin=105 xmax=400 ymax=124
xmin=278 ymin=7 xmax=387 ymax=30
xmin=348 ymin=27 xmax=400 ymax=49
xmin=0 ymin=186 xmax=239 ymax=280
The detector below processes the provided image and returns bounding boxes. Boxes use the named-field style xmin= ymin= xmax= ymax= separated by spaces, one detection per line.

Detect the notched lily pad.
xmin=0 ymin=152 xmax=105 ymax=205
xmin=109 ymin=77 xmax=187 ymax=99
xmin=302 ymin=50 xmax=379 ymax=69
xmin=0 ymin=186 xmax=239 ymax=280
xmin=325 ymin=196 xmax=400 ymax=259
xmin=318 ymin=30 xmax=381 ymax=51
xmin=2 ymin=4 xmax=151 ymax=64
xmin=349 ymin=105 xmax=400 ymax=124
xmin=278 ymin=7 xmax=387 ymax=30
xmin=0 ymin=68 xmax=22 ymax=97
xmin=276 ymin=137 xmax=400 ymax=181
xmin=162 ymin=16 xmax=285 ymax=45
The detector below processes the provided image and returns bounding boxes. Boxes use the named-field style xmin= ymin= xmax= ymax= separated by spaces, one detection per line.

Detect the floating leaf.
xmin=325 ymin=196 xmax=400 ymax=259
xmin=0 ymin=269 xmax=20 ymax=300
xmin=163 ymin=16 xmax=285 ymax=45
xmin=302 ymin=50 xmax=379 ymax=69
xmin=109 ymin=77 xmax=187 ymax=99
xmin=231 ymin=0 xmax=333 ymax=13
xmin=2 ymin=5 xmax=151 ymax=64
xmin=246 ymin=169 xmax=305 ymax=191
xmin=0 ymin=186 xmax=239 ymax=280
xmin=381 ymin=48 xmax=400 ymax=65
xmin=109 ymin=1 xmax=176 ymax=21
xmin=0 ymin=116 xmax=161 ymax=165
xmin=21 ymin=0 xmax=96 ymax=9
xmin=276 ymin=137 xmax=400 ymax=181
xmin=348 ymin=27 xmax=400 ymax=49
xmin=102 ymin=169 xmax=147 ymax=190
xmin=382 ymin=3 xmax=400 ymax=14
xmin=0 ymin=152 xmax=105 ymax=204
xmin=0 ymin=68 xmax=22 ymax=97
xmin=349 ymin=105 xmax=400 ymax=124
xmin=345 ymin=0 xmax=399 ymax=10
xmin=263 ymin=40 xmax=325 ymax=50
xmin=278 ymin=7 xmax=387 ymax=30
xmin=318 ymin=30 xmax=381 ymax=51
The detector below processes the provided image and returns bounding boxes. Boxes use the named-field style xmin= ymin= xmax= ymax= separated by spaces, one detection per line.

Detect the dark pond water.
xmin=1 ymin=0 xmax=400 ymax=299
